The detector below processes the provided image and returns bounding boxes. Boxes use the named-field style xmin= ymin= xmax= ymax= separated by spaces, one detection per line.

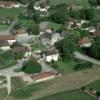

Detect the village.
xmin=0 ymin=0 xmax=100 ymax=100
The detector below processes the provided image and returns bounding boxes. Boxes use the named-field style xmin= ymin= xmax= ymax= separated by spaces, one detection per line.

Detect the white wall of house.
xmin=24 ymin=51 xmax=32 ymax=57
xmin=8 ymin=40 xmax=16 ymax=45
xmin=81 ymin=43 xmax=92 ymax=47
xmin=43 ymin=54 xmax=59 ymax=62
xmin=16 ymin=34 xmax=29 ymax=43
xmin=13 ymin=3 xmax=20 ymax=8
xmin=0 ymin=46 xmax=10 ymax=51
xmin=0 ymin=3 xmax=20 ymax=8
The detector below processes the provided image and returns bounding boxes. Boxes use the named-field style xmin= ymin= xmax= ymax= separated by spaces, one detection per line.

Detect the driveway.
xmin=0 ymin=58 xmax=29 ymax=76
xmin=39 ymin=59 xmax=57 ymax=73
xmin=74 ymin=51 xmax=100 ymax=65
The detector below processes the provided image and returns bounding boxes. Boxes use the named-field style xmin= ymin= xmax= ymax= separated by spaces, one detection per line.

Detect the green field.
xmin=0 ymin=7 xmax=24 ymax=18
xmin=0 ymin=88 xmax=7 ymax=100
xmin=48 ymin=22 xmax=63 ymax=31
xmin=0 ymin=24 xmax=9 ymax=30
xmin=52 ymin=60 xmax=77 ymax=74
xmin=0 ymin=51 xmax=17 ymax=69
xmin=11 ymin=77 xmax=49 ymax=99
xmin=48 ymin=0 xmax=90 ymax=6
xmin=39 ymin=90 xmax=95 ymax=100
xmin=87 ymin=80 xmax=100 ymax=92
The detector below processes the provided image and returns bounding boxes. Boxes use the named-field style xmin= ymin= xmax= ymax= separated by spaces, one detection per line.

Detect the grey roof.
xmin=0 ymin=40 xmax=9 ymax=47
xmin=41 ymin=32 xmax=52 ymax=40
xmin=44 ymin=50 xmax=58 ymax=56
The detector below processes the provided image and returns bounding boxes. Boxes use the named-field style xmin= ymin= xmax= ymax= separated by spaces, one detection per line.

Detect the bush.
xmin=74 ymin=62 xmax=93 ymax=71
xmin=23 ymin=59 xmax=42 ymax=74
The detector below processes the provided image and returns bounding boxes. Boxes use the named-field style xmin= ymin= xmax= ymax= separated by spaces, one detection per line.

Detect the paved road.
xmin=0 ymin=58 xmax=29 ymax=76
xmin=39 ymin=59 xmax=57 ymax=73
xmin=74 ymin=51 xmax=100 ymax=65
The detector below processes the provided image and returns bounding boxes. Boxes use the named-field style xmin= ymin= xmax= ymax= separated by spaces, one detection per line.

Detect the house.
xmin=91 ymin=30 xmax=100 ymax=36
xmin=43 ymin=50 xmax=59 ymax=62
xmin=34 ymin=2 xmax=50 ymax=12
xmin=51 ymin=33 xmax=63 ymax=45
xmin=15 ymin=29 xmax=29 ymax=43
xmin=0 ymin=35 xmax=16 ymax=45
xmin=31 ymin=71 xmax=57 ymax=83
xmin=79 ymin=37 xmax=92 ymax=47
xmin=40 ymin=32 xmax=52 ymax=46
xmin=0 ymin=41 xmax=10 ymax=51
xmin=85 ymin=26 xmax=96 ymax=33
xmin=40 ymin=29 xmax=62 ymax=46
xmin=0 ymin=1 xmax=20 ymax=8
xmin=12 ymin=46 xmax=31 ymax=57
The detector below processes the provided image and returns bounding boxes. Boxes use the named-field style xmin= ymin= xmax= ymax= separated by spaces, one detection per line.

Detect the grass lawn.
xmin=14 ymin=68 xmax=22 ymax=72
xmin=86 ymin=80 xmax=100 ymax=92
xmin=0 ymin=24 xmax=9 ymax=30
xmin=11 ymin=77 xmax=49 ymax=99
xmin=0 ymin=76 xmax=5 ymax=80
xmin=48 ymin=22 xmax=63 ymax=31
xmin=52 ymin=60 xmax=78 ymax=74
xmin=39 ymin=90 xmax=95 ymax=100
xmin=0 ymin=59 xmax=17 ymax=69
xmin=48 ymin=0 xmax=90 ymax=6
xmin=0 ymin=7 xmax=24 ymax=18
xmin=0 ymin=88 xmax=7 ymax=100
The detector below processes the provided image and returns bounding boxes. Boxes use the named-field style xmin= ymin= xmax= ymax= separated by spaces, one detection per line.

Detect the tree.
xmin=55 ymin=36 xmax=77 ymax=60
xmin=15 ymin=19 xmax=39 ymax=35
xmin=85 ymin=8 xmax=96 ymax=20
xmin=89 ymin=36 xmax=100 ymax=60
xmin=26 ymin=0 xmax=36 ymax=18
xmin=88 ymin=0 xmax=97 ymax=6
xmin=96 ymin=0 xmax=100 ymax=5
xmin=50 ymin=4 xmax=69 ymax=24
xmin=23 ymin=58 xmax=42 ymax=74
xmin=70 ymin=11 xmax=81 ymax=19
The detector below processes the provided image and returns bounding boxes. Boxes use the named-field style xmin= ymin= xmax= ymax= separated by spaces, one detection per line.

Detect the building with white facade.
xmin=43 ymin=50 xmax=59 ymax=62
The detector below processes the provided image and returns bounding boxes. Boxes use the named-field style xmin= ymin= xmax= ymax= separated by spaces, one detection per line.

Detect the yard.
xmin=39 ymin=90 xmax=95 ymax=100
xmin=0 ymin=7 xmax=24 ymax=18
xmin=0 ymin=50 xmax=17 ymax=69
xmin=10 ymin=77 xmax=50 ymax=99
xmin=47 ymin=0 xmax=90 ymax=6
xmin=51 ymin=60 xmax=78 ymax=74
xmin=0 ymin=24 xmax=9 ymax=30
xmin=48 ymin=22 xmax=63 ymax=31
xmin=0 ymin=88 xmax=7 ymax=100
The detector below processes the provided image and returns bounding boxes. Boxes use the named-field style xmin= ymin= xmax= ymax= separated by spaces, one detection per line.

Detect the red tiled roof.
xmin=79 ymin=37 xmax=91 ymax=45
xmin=12 ymin=46 xmax=30 ymax=52
xmin=0 ymin=35 xmax=15 ymax=41
xmin=32 ymin=72 xmax=56 ymax=80
xmin=16 ymin=29 xmax=27 ymax=35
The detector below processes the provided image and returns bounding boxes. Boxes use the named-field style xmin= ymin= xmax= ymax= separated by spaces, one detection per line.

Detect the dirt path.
xmin=31 ymin=67 xmax=100 ymax=100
